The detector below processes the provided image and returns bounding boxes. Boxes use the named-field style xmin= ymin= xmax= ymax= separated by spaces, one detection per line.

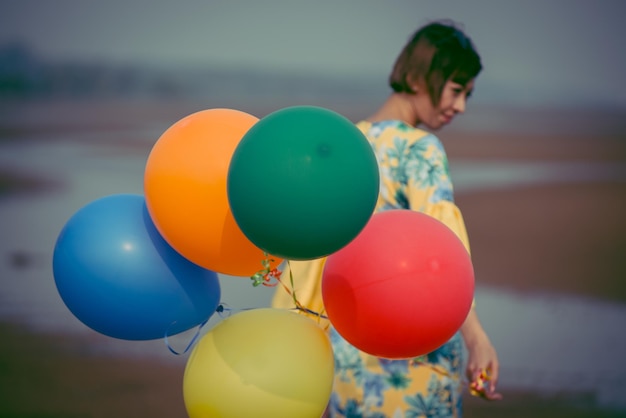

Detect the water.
xmin=452 ymin=160 xmax=626 ymax=193
xmin=474 ymin=288 xmax=626 ymax=408
xmin=1 ymin=130 xmax=626 ymax=408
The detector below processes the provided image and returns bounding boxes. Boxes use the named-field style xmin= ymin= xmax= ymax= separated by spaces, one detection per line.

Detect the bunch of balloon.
xmin=321 ymin=209 xmax=475 ymax=359
xmin=144 ymin=108 xmax=282 ymax=276
xmin=53 ymin=194 xmax=221 ymax=340
xmin=183 ymin=308 xmax=334 ymax=418
xmin=227 ymin=106 xmax=380 ymax=260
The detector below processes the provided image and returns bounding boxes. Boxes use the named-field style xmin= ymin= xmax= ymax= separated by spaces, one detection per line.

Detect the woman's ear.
xmin=406 ymin=75 xmax=420 ymax=94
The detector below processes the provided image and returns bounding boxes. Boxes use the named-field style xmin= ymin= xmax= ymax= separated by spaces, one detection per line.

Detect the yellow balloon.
xmin=183 ymin=308 xmax=334 ymax=418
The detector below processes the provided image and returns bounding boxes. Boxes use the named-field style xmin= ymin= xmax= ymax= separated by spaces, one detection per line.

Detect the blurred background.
xmin=1 ymin=1 xmax=625 ymax=417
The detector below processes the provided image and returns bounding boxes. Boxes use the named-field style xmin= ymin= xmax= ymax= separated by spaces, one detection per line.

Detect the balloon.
xmin=322 ymin=209 xmax=474 ymax=359
xmin=227 ymin=105 xmax=379 ymax=260
xmin=53 ymin=194 xmax=221 ymax=340
xmin=183 ymin=308 xmax=334 ymax=418
xmin=144 ymin=108 xmax=282 ymax=276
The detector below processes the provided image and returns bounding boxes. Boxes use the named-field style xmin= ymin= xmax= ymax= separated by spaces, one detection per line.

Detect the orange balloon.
xmin=144 ymin=109 xmax=282 ymax=276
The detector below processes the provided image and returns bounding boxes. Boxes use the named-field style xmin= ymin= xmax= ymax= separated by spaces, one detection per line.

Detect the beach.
xmin=1 ymin=98 xmax=625 ymax=417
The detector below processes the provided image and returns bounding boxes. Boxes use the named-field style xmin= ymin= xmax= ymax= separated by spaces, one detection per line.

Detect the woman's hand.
xmin=461 ymin=309 xmax=503 ymax=400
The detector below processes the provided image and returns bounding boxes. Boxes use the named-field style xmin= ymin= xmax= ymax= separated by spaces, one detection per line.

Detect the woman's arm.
xmin=461 ymin=308 xmax=503 ymax=400
xmin=404 ymin=134 xmax=502 ymax=400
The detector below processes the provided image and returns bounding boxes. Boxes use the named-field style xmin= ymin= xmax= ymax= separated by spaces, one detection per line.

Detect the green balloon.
xmin=227 ymin=106 xmax=379 ymax=260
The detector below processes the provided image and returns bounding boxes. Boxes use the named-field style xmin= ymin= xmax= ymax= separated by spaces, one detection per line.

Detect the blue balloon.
xmin=53 ymin=194 xmax=221 ymax=340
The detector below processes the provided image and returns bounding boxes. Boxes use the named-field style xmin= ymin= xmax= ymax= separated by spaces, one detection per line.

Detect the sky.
xmin=1 ymin=0 xmax=625 ymax=107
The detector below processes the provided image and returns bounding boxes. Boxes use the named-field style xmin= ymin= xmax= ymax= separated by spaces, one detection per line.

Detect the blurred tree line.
xmin=0 ymin=42 xmax=376 ymax=102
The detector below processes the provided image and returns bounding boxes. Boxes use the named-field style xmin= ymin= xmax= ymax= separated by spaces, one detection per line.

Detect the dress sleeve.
xmin=405 ymin=134 xmax=475 ymax=308
xmin=422 ymin=201 xmax=471 ymax=255
xmin=404 ymin=134 xmax=471 ymax=254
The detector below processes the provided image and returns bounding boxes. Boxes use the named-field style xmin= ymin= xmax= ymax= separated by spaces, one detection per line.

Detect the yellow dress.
xmin=272 ymin=120 xmax=471 ymax=417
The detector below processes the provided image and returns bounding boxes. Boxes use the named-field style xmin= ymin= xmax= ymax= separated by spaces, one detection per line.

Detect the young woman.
xmin=272 ymin=20 xmax=501 ymax=417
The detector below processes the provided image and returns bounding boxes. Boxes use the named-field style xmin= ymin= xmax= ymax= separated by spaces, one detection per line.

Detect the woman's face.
xmin=414 ymin=79 xmax=475 ymax=130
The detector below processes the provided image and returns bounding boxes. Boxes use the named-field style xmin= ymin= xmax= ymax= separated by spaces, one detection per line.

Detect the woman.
xmin=272 ymin=20 xmax=501 ymax=417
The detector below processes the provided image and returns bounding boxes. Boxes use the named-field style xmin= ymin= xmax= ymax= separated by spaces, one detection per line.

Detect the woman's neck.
xmin=366 ymin=93 xmax=421 ymax=127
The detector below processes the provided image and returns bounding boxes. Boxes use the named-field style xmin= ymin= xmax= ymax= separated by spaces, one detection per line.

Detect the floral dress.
xmin=272 ymin=120 xmax=472 ymax=417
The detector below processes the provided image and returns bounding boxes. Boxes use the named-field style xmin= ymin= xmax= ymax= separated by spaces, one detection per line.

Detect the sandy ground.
xmin=1 ymin=99 xmax=625 ymax=417
xmin=458 ymin=182 xmax=626 ymax=303
xmin=1 ymin=320 xmax=625 ymax=418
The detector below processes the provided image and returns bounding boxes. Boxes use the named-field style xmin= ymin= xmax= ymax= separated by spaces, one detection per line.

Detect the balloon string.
xmin=409 ymin=358 xmax=491 ymax=398
xmin=162 ymin=303 xmax=252 ymax=355
xmin=410 ymin=357 xmax=453 ymax=378
xmin=163 ymin=318 xmax=208 ymax=355
xmin=281 ymin=260 xmax=328 ymax=324
xmin=250 ymin=256 xmax=328 ymax=326
xmin=289 ymin=261 xmax=329 ymax=329
xmin=214 ymin=303 xmax=249 ymax=318
xmin=163 ymin=297 xmax=326 ymax=357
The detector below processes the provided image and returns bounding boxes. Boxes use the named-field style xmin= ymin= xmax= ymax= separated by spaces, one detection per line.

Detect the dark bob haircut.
xmin=389 ymin=20 xmax=482 ymax=105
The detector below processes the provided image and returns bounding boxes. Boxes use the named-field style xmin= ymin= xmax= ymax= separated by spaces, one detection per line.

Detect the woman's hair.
xmin=389 ymin=20 xmax=482 ymax=105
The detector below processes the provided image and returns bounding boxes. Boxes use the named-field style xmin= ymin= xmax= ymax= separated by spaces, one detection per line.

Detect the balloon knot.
xmin=250 ymin=254 xmax=280 ymax=287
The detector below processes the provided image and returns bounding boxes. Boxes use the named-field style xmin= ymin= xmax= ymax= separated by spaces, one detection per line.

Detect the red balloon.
xmin=322 ymin=209 xmax=474 ymax=359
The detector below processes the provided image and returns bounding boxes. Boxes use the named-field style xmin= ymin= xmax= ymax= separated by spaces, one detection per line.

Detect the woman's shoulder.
xmin=357 ymin=120 xmax=445 ymax=156
xmin=357 ymin=120 xmax=437 ymax=143
xmin=357 ymin=120 xmax=448 ymax=164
